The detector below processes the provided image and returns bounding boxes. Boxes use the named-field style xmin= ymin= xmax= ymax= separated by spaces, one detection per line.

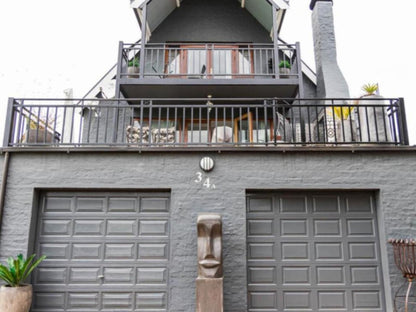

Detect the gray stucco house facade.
xmin=0 ymin=0 xmax=415 ymax=311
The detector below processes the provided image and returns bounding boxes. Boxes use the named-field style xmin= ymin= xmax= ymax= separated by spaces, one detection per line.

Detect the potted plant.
xmin=0 ymin=254 xmax=46 ymax=312
xmin=127 ymin=57 xmax=140 ymax=78
xmin=357 ymin=83 xmax=392 ymax=142
xmin=279 ymin=60 xmax=291 ymax=77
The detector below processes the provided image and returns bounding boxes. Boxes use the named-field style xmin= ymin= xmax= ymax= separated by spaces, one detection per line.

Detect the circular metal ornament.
xmin=200 ymin=157 xmax=214 ymax=172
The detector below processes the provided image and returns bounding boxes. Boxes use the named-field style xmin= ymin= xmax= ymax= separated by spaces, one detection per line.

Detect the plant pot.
xmin=127 ymin=66 xmax=140 ymax=78
xmin=357 ymin=94 xmax=393 ymax=143
xmin=279 ymin=67 xmax=291 ymax=78
xmin=0 ymin=284 xmax=32 ymax=312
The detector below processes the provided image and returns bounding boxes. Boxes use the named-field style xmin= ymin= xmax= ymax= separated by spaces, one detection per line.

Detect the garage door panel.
xmin=136 ymin=292 xmax=167 ymax=309
xmin=248 ymin=219 xmax=275 ymax=236
xmin=68 ymin=292 xmax=100 ymax=309
xmin=108 ymin=197 xmax=137 ymax=212
xmin=41 ymin=219 xmax=72 ymax=236
xmin=247 ymin=192 xmax=385 ymax=312
xmin=33 ymin=191 xmax=170 ymax=312
xmin=73 ymin=220 xmax=105 ymax=236
xmin=279 ymin=196 xmax=307 ymax=213
xmin=69 ymin=267 xmax=101 ymax=284
xmin=350 ymin=266 xmax=379 ymax=284
xmin=346 ymin=194 xmax=374 ymax=213
xmin=140 ymin=197 xmax=170 ymax=212
xmin=316 ymin=266 xmax=345 ymax=285
xmin=76 ymin=197 xmax=107 ymax=213
xmin=312 ymin=195 xmax=341 ymax=214
xmin=347 ymin=219 xmax=375 ymax=236
xmin=313 ymin=219 xmax=341 ymax=236
xmin=248 ymin=267 xmax=277 ymax=285
xmin=317 ymin=291 xmax=346 ymax=309
xmin=33 ymin=292 xmax=66 ymax=309
xmin=283 ymin=291 xmax=311 ymax=309
xmin=282 ymin=266 xmax=311 ymax=285
xmin=44 ymin=196 xmax=73 ymax=213
xmin=281 ymin=243 xmax=309 ymax=261
xmin=281 ymin=219 xmax=308 ymax=236
xmin=137 ymin=267 xmax=168 ymax=285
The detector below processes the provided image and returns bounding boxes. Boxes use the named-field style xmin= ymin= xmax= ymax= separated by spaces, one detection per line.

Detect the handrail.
xmin=5 ymin=97 xmax=407 ymax=148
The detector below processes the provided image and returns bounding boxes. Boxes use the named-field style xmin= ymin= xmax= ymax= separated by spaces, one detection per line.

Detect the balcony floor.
xmin=119 ymin=78 xmax=299 ymax=100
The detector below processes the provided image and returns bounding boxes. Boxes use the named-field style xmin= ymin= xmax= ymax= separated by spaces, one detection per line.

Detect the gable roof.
xmin=131 ymin=0 xmax=289 ymax=40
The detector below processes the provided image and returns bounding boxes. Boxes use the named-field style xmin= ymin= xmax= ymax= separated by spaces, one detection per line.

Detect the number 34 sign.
xmin=194 ymin=172 xmax=216 ymax=190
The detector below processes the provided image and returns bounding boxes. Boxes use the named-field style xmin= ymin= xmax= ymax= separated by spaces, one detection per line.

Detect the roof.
xmin=131 ymin=0 xmax=290 ymax=39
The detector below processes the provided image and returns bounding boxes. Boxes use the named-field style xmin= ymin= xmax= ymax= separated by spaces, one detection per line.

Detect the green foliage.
xmin=361 ymin=83 xmax=378 ymax=95
xmin=279 ymin=60 xmax=291 ymax=69
xmin=0 ymin=254 xmax=46 ymax=287
xmin=128 ymin=57 xmax=140 ymax=67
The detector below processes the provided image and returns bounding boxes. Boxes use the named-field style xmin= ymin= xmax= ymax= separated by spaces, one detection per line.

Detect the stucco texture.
xmin=0 ymin=150 xmax=415 ymax=311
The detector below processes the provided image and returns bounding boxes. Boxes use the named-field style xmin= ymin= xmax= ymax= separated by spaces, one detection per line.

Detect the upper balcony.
xmin=117 ymin=42 xmax=303 ymax=99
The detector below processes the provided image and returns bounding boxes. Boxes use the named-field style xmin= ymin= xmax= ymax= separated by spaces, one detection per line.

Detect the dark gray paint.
xmin=247 ymin=191 xmax=385 ymax=311
xmin=149 ymin=0 xmax=272 ymax=43
xmin=1 ymin=150 xmax=415 ymax=311
xmin=32 ymin=191 xmax=171 ymax=311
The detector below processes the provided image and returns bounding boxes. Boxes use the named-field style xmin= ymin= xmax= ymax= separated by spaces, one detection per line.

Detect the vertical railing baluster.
xmin=190 ymin=107 xmax=194 ymax=144
xmin=373 ymin=105 xmax=380 ymax=143
xmin=398 ymin=98 xmax=409 ymax=145
xmin=381 ymin=103 xmax=388 ymax=142
xmin=307 ymin=105 xmax=312 ymax=143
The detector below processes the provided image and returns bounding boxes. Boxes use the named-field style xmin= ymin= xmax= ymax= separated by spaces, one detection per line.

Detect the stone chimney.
xmin=310 ymin=0 xmax=350 ymax=98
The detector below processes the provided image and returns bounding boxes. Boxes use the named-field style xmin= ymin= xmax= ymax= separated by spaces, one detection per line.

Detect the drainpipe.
xmin=0 ymin=151 xmax=10 ymax=236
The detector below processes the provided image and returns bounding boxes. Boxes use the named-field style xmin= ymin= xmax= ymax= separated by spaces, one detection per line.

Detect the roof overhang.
xmin=131 ymin=0 xmax=290 ymax=40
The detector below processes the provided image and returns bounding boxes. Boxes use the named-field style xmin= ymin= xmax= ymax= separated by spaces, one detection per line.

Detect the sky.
xmin=0 ymin=0 xmax=415 ymax=145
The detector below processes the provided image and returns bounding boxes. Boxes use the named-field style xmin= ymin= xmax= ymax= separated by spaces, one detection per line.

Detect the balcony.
xmin=117 ymin=42 xmax=302 ymax=98
xmin=3 ymin=97 xmax=409 ymax=150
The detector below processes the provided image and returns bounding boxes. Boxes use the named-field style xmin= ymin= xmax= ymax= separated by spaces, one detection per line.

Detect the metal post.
xmin=295 ymin=42 xmax=304 ymax=98
xmin=139 ymin=2 xmax=148 ymax=79
xmin=115 ymin=41 xmax=124 ymax=99
xmin=3 ymin=98 xmax=15 ymax=147
xmin=398 ymin=98 xmax=409 ymax=145
xmin=272 ymin=6 xmax=280 ymax=79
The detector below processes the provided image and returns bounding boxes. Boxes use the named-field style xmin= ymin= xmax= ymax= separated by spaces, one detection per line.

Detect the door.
xmin=247 ymin=191 xmax=385 ymax=311
xmin=165 ymin=44 xmax=253 ymax=79
xmin=32 ymin=191 xmax=170 ymax=311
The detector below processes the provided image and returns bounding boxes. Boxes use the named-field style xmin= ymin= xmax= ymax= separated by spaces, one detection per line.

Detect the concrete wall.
xmin=0 ymin=151 xmax=415 ymax=311
xmin=149 ymin=0 xmax=272 ymax=43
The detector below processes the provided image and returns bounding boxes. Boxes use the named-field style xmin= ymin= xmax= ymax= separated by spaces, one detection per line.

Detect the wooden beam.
xmin=176 ymin=0 xmax=180 ymax=7
xmin=241 ymin=0 xmax=245 ymax=8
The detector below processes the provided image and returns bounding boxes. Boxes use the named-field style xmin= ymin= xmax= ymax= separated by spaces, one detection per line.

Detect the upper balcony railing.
xmin=119 ymin=42 xmax=300 ymax=80
xmin=3 ymin=97 xmax=409 ymax=149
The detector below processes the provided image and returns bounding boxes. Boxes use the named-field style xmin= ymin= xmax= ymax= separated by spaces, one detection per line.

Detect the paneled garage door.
xmin=32 ymin=191 xmax=170 ymax=312
xmin=247 ymin=191 xmax=385 ymax=312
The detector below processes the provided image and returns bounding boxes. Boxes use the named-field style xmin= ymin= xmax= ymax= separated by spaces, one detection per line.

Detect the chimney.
xmin=311 ymin=0 xmax=350 ymax=98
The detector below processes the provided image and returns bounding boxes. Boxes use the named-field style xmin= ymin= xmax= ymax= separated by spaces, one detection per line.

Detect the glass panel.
xmin=213 ymin=49 xmax=232 ymax=78
xmin=187 ymin=49 xmax=207 ymax=77
xmin=166 ymin=49 xmax=180 ymax=75
xmin=238 ymin=50 xmax=251 ymax=75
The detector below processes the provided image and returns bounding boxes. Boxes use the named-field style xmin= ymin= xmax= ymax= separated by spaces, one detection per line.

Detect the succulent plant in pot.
xmin=127 ymin=57 xmax=140 ymax=78
xmin=278 ymin=60 xmax=291 ymax=77
xmin=0 ymin=254 xmax=46 ymax=312
xmin=361 ymin=83 xmax=379 ymax=96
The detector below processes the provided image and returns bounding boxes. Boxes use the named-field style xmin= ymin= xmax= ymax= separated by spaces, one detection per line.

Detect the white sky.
xmin=0 ymin=0 xmax=415 ymax=144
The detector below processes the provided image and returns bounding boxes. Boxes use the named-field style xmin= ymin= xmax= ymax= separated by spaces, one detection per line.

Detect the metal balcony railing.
xmin=119 ymin=42 xmax=300 ymax=80
xmin=3 ymin=97 xmax=408 ymax=148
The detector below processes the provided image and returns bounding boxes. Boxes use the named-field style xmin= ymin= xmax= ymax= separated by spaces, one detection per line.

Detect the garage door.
xmin=247 ymin=191 xmax=385 ymax=312
xmin=32 ymin=191 xmax=170 ymax=312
